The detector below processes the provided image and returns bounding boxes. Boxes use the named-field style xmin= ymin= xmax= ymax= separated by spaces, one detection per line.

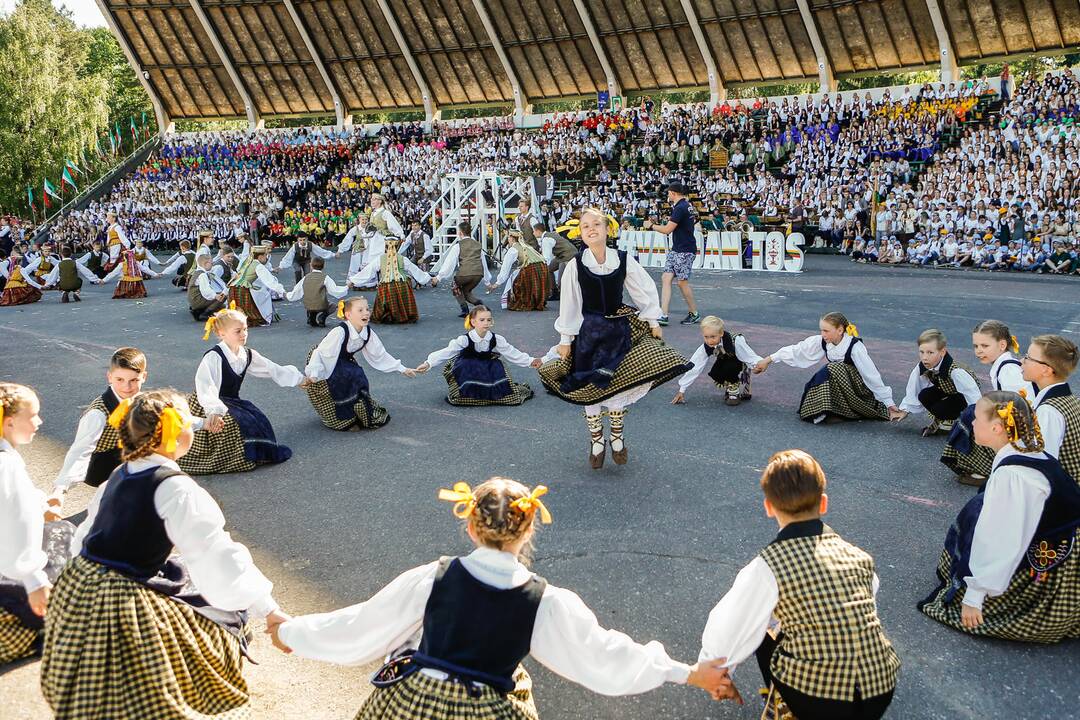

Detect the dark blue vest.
xmin=207 ymin=345 xmax=251 ymax=399
xmin=576 ymin=249 xmax=626 ymax=316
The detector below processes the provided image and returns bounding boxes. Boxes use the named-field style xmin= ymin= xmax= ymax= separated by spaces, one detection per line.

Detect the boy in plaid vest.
xmin=700 ymin=449 xmax=900 ymax=719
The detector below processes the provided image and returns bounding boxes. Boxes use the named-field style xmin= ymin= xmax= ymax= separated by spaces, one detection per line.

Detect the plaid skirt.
xmin=355 ymin=666 xmax=539 ymax=720
xmin=42 ymin=556 xmax=250 ymax=720
xmin=442 ymin=360 xmax=533 ymax=406
xmin=113 ymin=279 xmax=147 ymax=299
xmin=305 ymin=378 xmax=390 ymax=430
xmin=539 ymin=311 xmax=692 ymax=406
xmin=507 ymin=263 xmax=550 ymax=312
xmin=373 ymin=280 xmax=419 ymax=324
xmin=0 ymin=607 xmax=40 ymax=665
xmin=177 ymin=394 xmax=257 ymax=475
xmin=0 ymin=285 xmax=42 ymax=306
xmin=798 ymin=362 xmax=890 ymax=422
xmin=229 ymin=286 xmax=266 ymax=327
xmin=918 ymin=531 xmax=1080 ymax=643
xmin=940 ymin=405 xmax=995 ymax=479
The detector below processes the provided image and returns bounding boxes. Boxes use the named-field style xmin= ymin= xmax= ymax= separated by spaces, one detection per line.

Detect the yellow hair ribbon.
xmin=0 ymin=404 xmax=5 ymax=439
xmin=846 ymin=323 xmax=859 ymax=337
xmin=1010 ymin=335 xmax=1020 ymax=353
xmin=158 ymin=406 xmax=189 ymax=454
xmin=464 ymin=315 xmax=472 ymax=330
xmin=438 ymin=482 xmax=477 ymax=519
xmin=337 ymin=300 xmax=346 ymax=319
xmin=229 ymin=300 xmax=236 ymax=311
xmin=1018 ymin=387 xmax=1028 ymax=400
xmin=510 ymin=485 xmax=553 ymax=524
xmin=997 ymin=401 xmax=1019 ymax=441
xmin=606 ymin=215 xmax=620 ymax=239
xmin=202 ymin=306 xmax=232 ymax=341
xmin=107 ymin=397 xmax=134 ymax=430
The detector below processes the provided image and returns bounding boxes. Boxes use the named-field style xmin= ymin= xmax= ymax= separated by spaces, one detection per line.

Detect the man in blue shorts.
xmin=653 ymin=181 xmax=701 ymax=325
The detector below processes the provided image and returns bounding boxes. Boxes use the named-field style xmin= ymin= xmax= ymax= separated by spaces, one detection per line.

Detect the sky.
xmin=0 ymin=0 xmax=106 ymax=27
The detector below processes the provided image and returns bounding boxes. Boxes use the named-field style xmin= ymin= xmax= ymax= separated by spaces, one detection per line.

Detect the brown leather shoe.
xmin=611 ymin=439 xmax=628 ymax=465
xmin=589 ymin=441 xmax=605 ymax=469
xmin=725 ymin=393 xmax=741 ymax=406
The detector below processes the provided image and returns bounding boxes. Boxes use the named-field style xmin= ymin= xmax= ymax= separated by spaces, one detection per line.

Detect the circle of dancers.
xmin=2 ymin=208 xmax=1079 ymax=720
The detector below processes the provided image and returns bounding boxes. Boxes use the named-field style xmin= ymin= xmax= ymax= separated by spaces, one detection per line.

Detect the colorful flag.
xmin=26 ymin=185 xmax=33 ymax=210
xmin=65 ymin=158 xmax=82 ymax=176
xmin=96 ymin=136 xmax=106 ymax=159
xmin=43 ymin=178 xmax=60 ymax=209
xmin=129 ymin=115 xmax=137 ymax=141
xmin=61 ymin=166 xmax=78 ymax=192
xmin=114 ymin=122 xmax=122 ymax=149
xmin=108 ymin=131 xmax=116 ymax=155
xmin=141 ymin=112 xmax=149 ymax=138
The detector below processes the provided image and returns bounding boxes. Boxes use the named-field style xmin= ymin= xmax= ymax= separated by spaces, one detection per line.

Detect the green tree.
xmin=0 ymin=0 xmax=109 ymax=214
xmin=83 ymin=26 xmax=151 ymax=130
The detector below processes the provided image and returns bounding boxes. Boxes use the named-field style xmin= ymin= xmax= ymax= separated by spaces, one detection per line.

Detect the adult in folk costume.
xmin=228 ymin=246 xmax=284 ymax=327
xmin=350 ymin=238 xmax=439 ymax=324
xmin=366 ymin=193 xmax=405 ymax=258
xmin=278 ymin=232 xmax=334 ymax=284
xmin=103 ymin=211 xmax=130 ymax=272
xmin=515 ymin=198 xmax=542 ymax=251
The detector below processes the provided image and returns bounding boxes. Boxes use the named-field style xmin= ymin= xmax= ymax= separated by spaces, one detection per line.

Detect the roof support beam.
xmin=794 ymin=0 xmax=835 ymax=93
xmin=679 ymin=0 xmax=724 ymax=103
xmin=469 ymin=0 xmax=530 ymax=121
xmin=375 ymin=0 xmax=437 ymax=121
xmin=924 ymin=0 xmax=959 ymax=83
xmin=94 ymin=0 xmax=173 ymax=134
xmin=187 ymin=0 xmax=261 ymax=128
xmin=571 ymin=0 xmax=620 ymax=100
xmin=281 ymin=0 xmax=350 ymax=126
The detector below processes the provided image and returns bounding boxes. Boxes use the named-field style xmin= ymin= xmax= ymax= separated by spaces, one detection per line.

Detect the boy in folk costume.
xmin=103 ymin=248 xmax=153 ymax=299
xmin=279 ymin=231 xmax=333 ymax=284
xmin=700 ymin=450 xmax=900 ymax=720
xmin=187 ymin=254 xmax=229 ymax=321
xmin=159 ymin=240 xmax=197 ymax=288
xmin=78 ymin=240 xmax=109 ymax=279
xmin=103 ymin=211 xmax=130 ymax=272
xmin=213 ymin=246 xmax=237 ymax=284
xmin=1025 ymin=334 xmax=1080 ymax=482
xmin=286 ymin=256 xmax=348 ymax=327
xmin=350 ymin=237 xmax=438 ymax=324
xmin=892 ymin=329 xmax=982 ymax=436
xmin=672 ymin=316 xmax=763 ymax=406
xmin=534 ymin=219 xmax=577 ymax=300
xmin=31 ymin=242 xmax=60 ymax=287
xmin=401 ymin=219 xmax=434 ymax=272
xmin=43 ymin=245 xmax=104 ymax=302
xmin=337 ymin=213 xmax=374 ymax=282
xmin=434 ymin=221 xmax=492 ymax=318
xmin=0 ymin=252 xmax=42 ymax=306
xmin=228 ymin=245 xmax=284 ymax=327
xmin=488 ymin=230 xmax=552 ymax=311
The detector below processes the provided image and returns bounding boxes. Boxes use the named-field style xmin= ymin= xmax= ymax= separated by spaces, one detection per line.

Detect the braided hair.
xmin=116 ymin=389 xmax=189 ymax=461
xmin=980 ymin=389 xmax=1045 ymax=453
xmin=0 ymin=383 xmax=36 ymax=439
xmin=972 ymin=320 xmax=1018 ymax=353
xmin=470 ymin=477 xmax=538 ymax=563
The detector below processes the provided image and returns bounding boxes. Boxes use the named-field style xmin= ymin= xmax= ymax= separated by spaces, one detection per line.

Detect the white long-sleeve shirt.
xmin=43 ymin=259 xmax=100 ymax=286
xmin=769 ymin=334 xmax=895 ymax=407
xmin=677 ymin=337 xmax=762 ymax=394
xmin=337 ymin=226 xmax=371 ymax=255
xmin=72 ymin=454 xmax=278 ymax=618
xmin=555 ymin=249 xmax=661 ymax=345
xmin=277 ymin=546 xmax=691 ymax=695
xmin=699 ymin=526 xmax=880 ymax=671
xmin=434 ymin=243 xmax=491 ymax=284
xmin=961 ymin=446 xmax=1053 ymax=610
xmin=0 ymin=439 xmax=50 ymax=593
xmin=278 ymin=242 xmax=334 ymax=269
xmin=898 ymin=356 xmax=982 ymax=413
xmin=253 ymin=260 xmax=285 ymax=295
xmin=400 ymin=233 xmax=433 ymax=262
xmin=493 ymin=247 xmax=525 ymax=287
xmin=349 ymin=256 xmax=432 ymax=287
xmin=1033 ymin=382 xmax=1072 ymax=458
xmin=285 ymin=274 xmax=348 ymax=303
xmin=103 ymin=259 xmax=160 ymax=282
xmin=425 ymin=330 xmax=536 ymax=368
xmin=53 ymin=390 xmax=112 ymax=495
xmin=988 ymin=353 xmax=1032 ymax=395
xmin=305 ymin=323 xmax=406 ymax=380
xmin=196 ymin=269 xmax=228 ymax=300
xmin=2 ymin=261 xmax=42 ymax=288
xmin=195 ymin=342 xmax=304 ymax=416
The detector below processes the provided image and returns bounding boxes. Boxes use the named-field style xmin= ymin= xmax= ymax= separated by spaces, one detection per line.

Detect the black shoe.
xmin=457 ymin=310 xmax=469 ymax=318
xmin=73 ymin=292 xmax=81 ymax=302
xmin=61 ymin=292 xmax=69 ymax=303
xmin=315 ymin=311 xmax=328 ymax=327
xmin=190 ymin=308 xmax=202 ymax=321
xmin=680 ymin=312 xmax=701 ymax=325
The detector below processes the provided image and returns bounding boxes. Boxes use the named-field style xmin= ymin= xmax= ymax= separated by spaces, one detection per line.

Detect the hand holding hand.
xmin=671 ymin=392 xmax=685 ymax=405
xmin=206 ymin=414 xmax=225 ymax=433
xmin=687 ymin=660 xmax=739 ymax=702
xmin=961 ymin=604 xmax=983 ymax=629
xmin=265 ymin=609 xmax=293 ymax=654
xmin=888 ymin=408 xmax=907 ymax=422
xmin=28 ymin=586 xmax=50 ymax=617
xmin=403 ymin=368 xmax=417 ymax=378
xmin=556 ymin=344 xmax=571 ymax=361
xmin=416 ymin=362 xmax=430 ymax=374
xmin=529 ymin=358 xmax=543 ymax=369
xmin=299 ymin=377 xmax=314 ymax=389
xmin=753 ymin=358 xmax=771 ymax=374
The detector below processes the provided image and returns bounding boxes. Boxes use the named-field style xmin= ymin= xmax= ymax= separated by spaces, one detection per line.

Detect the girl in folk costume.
xmin=179 ymin=308 xmax=308 ymax=475
xmin=538 ymin=208 xmax=692 ymax=469
xmin=417 ymin=304 xmax=541 ymax=407
xmin=42 ymin=390 xmax=289 ymax=719
xmin=269 ymin=478 xmax=735 ymax=719
xmin=672 ymin=315 xmax=763 ymax=406
xmin=303 ymin=297 xmax=418 ymax=431
xmin=1024 ymin=334 xmax=1080 ymax=482
xmin=131 ymin=238 xmax=163 ymax=274
xmin=488 ymin=231 xmax=552 ymax=311
xmin=103 ymin=210 xmax=130 ymax=272
xmin=942 ymin=320 xmax=1033 ymax=485
xmin=103 ymin=248 xmax=155 ymax=299
xmin=919 ymin=391 xmax=1080 ymax=643
xmin=0 ymin=252 xmax=43 ymax=306
xmin=350 ymin=237 xmax=438 ymax=324
xmin=228 ymin=245 xmax=284 ymax=327
xmin=753 ymin=312 xmax=898 ymax=424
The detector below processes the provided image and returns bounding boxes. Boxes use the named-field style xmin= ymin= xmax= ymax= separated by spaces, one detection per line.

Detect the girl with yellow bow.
xmin=754 ymin=311 xmax=900 ymax=424
xmin=268 ymin=477 xmax=736 ymax=714
xmin=0 ymin=382 xmax=53 ymax=665
xmin=920 ymin=389 xmax=1080 ymax=643
xmin=42 ymin=389 xmax=292 ymax=716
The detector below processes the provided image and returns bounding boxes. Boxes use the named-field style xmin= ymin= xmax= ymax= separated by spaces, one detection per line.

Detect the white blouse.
xmin=898 ymin=358 xmax=982 ymax=413
xmin=253 ymin=260 xmax=285 ymax=295
xmin=962 ymin=447 xmax=1052 ymax=610
xmin=425 ymin=330 xmax=535 ymax=368
xmin=555 ymin=249 xmax=661 ymax=345
xmin=277 ymin=547 xmax=691 ymax=696
xmin=349 ymin=256 xmax=432 ymax=287
xmin=769 ymin=334 xmax=895 ymax=407
xmin=72 ymin=454 xmax=278 ymax=618
xmin=0 ymin=439 xmax=50 ymax=593
xmin=989 ymin=353 xmax=1032 ymax=394
xmin=1033 ymin=383 xmax=1070 ymax=458
xmin=305 ymin=324 xmax=406 ymax=380
xmin=195 ymin=342 xmax=305 ymax=416
xmin=677 ymin=338 xmax=763 ymax=394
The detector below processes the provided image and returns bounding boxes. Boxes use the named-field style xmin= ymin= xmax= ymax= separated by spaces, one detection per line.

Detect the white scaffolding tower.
xmin=428 ymin=172 xmax=535 ymax=264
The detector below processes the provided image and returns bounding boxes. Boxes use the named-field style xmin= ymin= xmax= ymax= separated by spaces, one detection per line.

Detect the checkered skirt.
xmin=41 ymin=556 xmax=250 ymax=719
xmin=113 ymin=280 xmax=147 ymax=299
xmin=797 ymin=362 xmax=890 ymax=421
xmin=918 ymin=529 xmax=1080 ymax=643
xmin=0 ymin=608 xmax=39 ymax=665
xmin=507 ymin=262 xmax=550 ymax=312
xmin=0 ymin=286 xmax=42 ymax=306
xmin=442 ymin=361 xmax=533 ymax=406
xmin=539 ymin=309 xmax=692 ymax=406
xmin=373 ymin=279 xmax=419 ymax=324
xmin=177 ymin=394 xmax=257 ymax=475
xmin=305 ymin=378 xmax=390 ymax=430
xmin=355 ymin=665 xmax=538 ymax=720
xmin=229 ymin=286 xmax=266 ymax=327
